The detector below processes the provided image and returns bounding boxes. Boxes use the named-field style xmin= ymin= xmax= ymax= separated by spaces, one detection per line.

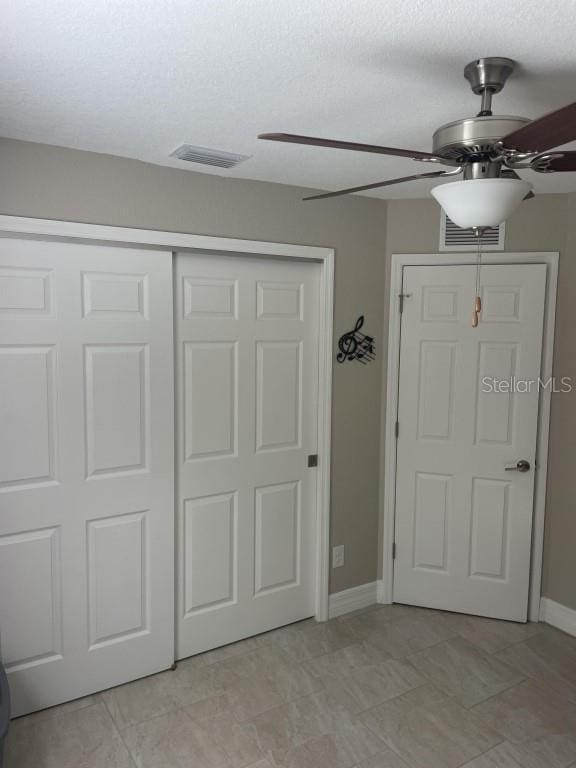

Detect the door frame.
xmin=381 ymin=252 xmax=558 ymax=622
xmin=0 ymin=214 xmax=334 ymax=623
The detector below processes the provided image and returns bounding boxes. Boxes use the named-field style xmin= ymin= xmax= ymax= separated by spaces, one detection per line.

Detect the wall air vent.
xmin=439 ymin=211 xmax=505 ymax=252
xmin=170 ymin=144 xmax=251 ymax=169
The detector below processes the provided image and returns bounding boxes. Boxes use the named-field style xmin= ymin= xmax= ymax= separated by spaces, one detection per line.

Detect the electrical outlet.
xmin=332 ymin=545 xmax=344 ymax=568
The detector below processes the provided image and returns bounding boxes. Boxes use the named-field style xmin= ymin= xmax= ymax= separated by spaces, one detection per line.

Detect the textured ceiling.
xmin=1 ymin=0 xmax=576 ymax=199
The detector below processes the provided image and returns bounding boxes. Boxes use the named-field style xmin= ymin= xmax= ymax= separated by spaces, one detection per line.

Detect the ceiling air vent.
xmin=170 ymin=144 xmax=250 ymax=169
xmin=439 ymin=210 xmax=505 ymax=252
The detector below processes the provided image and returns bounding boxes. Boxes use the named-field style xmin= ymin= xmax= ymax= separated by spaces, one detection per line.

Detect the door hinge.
xmin=395 ymin=421 xmax=399 ymax=439
xmin=399 ymin=293 xmax=412 ymax=313
xmin=392 ymin=542 xmax=397 ymax=560
xmin=307 ymin=454 xmax=318 ymax=468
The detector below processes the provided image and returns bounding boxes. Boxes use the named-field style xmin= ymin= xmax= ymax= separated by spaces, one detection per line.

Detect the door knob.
xmin=505 ymin=459 xmax=531 ymax=473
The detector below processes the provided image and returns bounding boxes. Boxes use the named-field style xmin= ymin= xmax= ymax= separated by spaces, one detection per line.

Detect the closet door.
xmin=0 ymin=238 xmax=174 ymax=716
xmin=175 ymin=253 xmax=320 ymax=659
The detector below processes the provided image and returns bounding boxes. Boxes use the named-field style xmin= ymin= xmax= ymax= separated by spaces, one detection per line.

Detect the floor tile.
xmin=335 ymin=604 xmax=387 ymax=622
xmin=289 ymin=688 xmax=363 ymax=735
xmin=10 ymin=694 xmax=98 ymax=724
xmin=408 ymin=635 xmax=524 ymax=707
xmin=198 ymin=633 xmax=273 ymax=666
xmin=359 ymin=684 xmax=502 ymax=768
xmin=447 ymin=614 xmax=544 ymax=655
xmin=183 ymin=692 xmax=233 ymax=721
xmin=10 ymin=608 xmax=576 ymax=768
xmin=352 ymin=749 xmax=412 ymax=768
xmin=195 ymin=712 xmax=264 ymax=768
xmin=5 ymin=701 xmax=135 ymax=768
xmin=101 ymin=670 xmax=182 ymax=729
xmin=472 ymin=678 xmax=576 ymax=744
xmin=281 ymin=728 xmax=386 ymax=768
xmin=496 ymin=642 xmax=576 ymax=703
xmin=246 ymin=689 xmax=369 ymax=764
xmin=244 ymin=701 xmax=305 ymax=762
xmin=268 ymin=619 xmax=357 ymax=662
xmin=460 ymin=744 xmax=523 ymax=768
xmin=349 ymin=610 xmax=457 ymax=659
xmin=225 ymin=676 xmax=286 ymax=722
xmin=527 ymin=626 xmax=576 ymax=666
xmin=317 ymin=658 xmax=425 ymax=713
xmin=169 ymin=656 xmax=241 ymax=707
xmin=121 ymin=708 xmax=229 ymax=768
xmin=303 ymin=641 xmax=392 ymax=677
xmin=520 ymin=627 xmax=576 ymax=685
xmin=219 ymin=644 xmax=323 ymax=703
xmin=461 ymin=735 xmax=576 ymax=768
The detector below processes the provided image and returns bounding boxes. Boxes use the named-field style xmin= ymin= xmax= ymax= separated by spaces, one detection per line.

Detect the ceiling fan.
xmin=258 ymin=57 xmax=576 ymax=227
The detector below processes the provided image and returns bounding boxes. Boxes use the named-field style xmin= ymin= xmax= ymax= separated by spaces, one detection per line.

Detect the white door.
xmin=394 ymin=264 xmax=546 ymax=621
xmin=0 ymin=238 xmax=174 ymax=716
xmin=175 ymin=253 xmax=319 ymax=658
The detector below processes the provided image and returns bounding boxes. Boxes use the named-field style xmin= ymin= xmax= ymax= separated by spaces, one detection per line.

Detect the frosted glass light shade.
xmin=431 ymin=177 xmax=532 ymax=229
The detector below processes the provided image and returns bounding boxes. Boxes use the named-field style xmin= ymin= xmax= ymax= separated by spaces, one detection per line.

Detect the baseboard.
xmin=331 ymin=589 xmax=576 ymax=629
xmin=376 ymin=579 xmax=389 ymax=604
xmin=328 ymin=581 xmax=378 ymax=618
xmin=540 ymin=597 xmax=576 ymax=637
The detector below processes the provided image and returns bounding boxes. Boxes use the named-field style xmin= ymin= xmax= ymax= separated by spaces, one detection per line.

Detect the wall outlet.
xmin=332 ymin=544 xmax=344 ymax=568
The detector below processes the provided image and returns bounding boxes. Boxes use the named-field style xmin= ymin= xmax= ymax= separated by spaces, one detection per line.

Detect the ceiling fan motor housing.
xmin=432 ymin=115 xmax=531 ymax=162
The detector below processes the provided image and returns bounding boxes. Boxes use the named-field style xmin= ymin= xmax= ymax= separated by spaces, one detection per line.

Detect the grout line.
xmin=99 ymin=697 xmax=139 ymax=768
xmin=466 ymin=677 xmax=528 ymax=712
xmin=453 ymin=739 xmax=506 ymax=768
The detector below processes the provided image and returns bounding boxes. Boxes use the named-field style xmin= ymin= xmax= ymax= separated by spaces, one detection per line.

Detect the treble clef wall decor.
xmin=336 ymin=316 xmax=375 ymax=364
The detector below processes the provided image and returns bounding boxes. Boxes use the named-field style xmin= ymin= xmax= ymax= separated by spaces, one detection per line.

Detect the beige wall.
xmin=2 ymin=135 xmax=574 ymax=610
xmin=383 ymin=194 xmax=576 ymax=611
xmin=0 ymin=137 xmax=388 ymax=595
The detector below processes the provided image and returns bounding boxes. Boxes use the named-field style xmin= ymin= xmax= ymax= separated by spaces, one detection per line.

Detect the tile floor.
xmin=6 ymin=603 xmax=576 ymax=768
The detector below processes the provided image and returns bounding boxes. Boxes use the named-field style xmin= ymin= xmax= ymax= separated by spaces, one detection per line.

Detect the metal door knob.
xmin=505 ymin=459 xmax=531 ymax=473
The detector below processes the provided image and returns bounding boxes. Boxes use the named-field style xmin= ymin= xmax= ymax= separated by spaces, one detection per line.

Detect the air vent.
xmin=170 ymin=144 xmax=250 ymax=169
xmin=439 ymin=211 xmax=505 ymax=252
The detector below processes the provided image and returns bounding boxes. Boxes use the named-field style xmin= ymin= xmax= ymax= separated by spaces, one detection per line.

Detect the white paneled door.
xmin=175 ymin=253 xmax=319 ymax=658
xmin=394 ymin=264 xmax=546 ymax=621
xmin=0 ymin=238 xmax=174 ymax=716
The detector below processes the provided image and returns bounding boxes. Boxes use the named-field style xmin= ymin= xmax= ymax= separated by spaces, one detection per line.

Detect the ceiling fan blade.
xmin=259 ymin=133 xmax=450 ymax=163
xmin=501 ymin=102 xmax=576 ymax=153
xmin=303 ymin=169 xmax=460 ymax=201
xmin=532 ymin=151 xmax=576 ymax=172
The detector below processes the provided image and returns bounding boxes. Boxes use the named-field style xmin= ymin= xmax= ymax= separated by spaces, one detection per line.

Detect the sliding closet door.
xmin=0 ymin=238 xmax=174 ymax=716
xmin=175 ymin=253 xmax=320 ymax=659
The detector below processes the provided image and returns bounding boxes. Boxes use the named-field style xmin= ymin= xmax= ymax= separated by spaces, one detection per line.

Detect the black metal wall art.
xmin=337 ymin=316 xmax=375 ymax=364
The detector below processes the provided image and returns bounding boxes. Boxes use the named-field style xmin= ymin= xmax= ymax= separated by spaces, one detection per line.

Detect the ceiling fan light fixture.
xmin=430 ymin=177 xmax=532 ymax=229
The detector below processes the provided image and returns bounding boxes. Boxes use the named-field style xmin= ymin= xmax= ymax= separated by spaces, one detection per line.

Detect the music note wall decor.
xmin=336 ymin=316 xmax=375 ymax=364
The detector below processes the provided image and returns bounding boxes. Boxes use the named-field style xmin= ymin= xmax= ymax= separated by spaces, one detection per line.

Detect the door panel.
xmin=183 ymin=492 xmax=237 ymax=614
xmin=0 ymin=527 xmax=62 ymax=668
xmin=254 ymin=481 xmax=300 ymax=594
xmin=256 ymin=340 xmax=302 ymax=451
xmin=0 ymin=238 xmax=174 ymax=716
xmin=175 ymin=254 xmax=319 ymax=659
xmin=394 ymin=264 xmax=546 ymax=621
xmin=87 ymin=511 xmax=148 ymax=647
xmin=184 ymin=341 xmax=236 ymax=459
xmin=0 ymin=346 xmax=57 ymax=489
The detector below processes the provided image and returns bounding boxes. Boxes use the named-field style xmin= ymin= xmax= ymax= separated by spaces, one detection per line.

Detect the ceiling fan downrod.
xmin=464 ymin=57 xmax=516 ymax=116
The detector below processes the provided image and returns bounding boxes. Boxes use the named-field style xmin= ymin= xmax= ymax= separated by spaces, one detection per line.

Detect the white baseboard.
xmin=331 ymin=589 xmax=576 ymax=630
xmin=376 ymin=579 xmax=390 ymax=605
xmin=328 ymin=581 xmax=379 ymax=618
xmin=540 ymin=597 xmax=576 ymax=637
